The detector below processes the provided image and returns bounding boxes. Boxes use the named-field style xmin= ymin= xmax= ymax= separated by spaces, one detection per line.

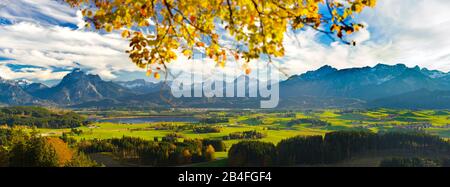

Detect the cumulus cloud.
xmin=0 ymin=0 xmax=148 ymax=82
xmin=0 ymin=22 xmax=140 ymax=80
xmin=359 ymin=0 xmax=450 ymax=72
xmin=0 ymin=64 xmax=69 ymax=80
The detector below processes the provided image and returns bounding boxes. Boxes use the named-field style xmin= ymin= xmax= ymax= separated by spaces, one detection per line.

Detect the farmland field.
xmin=28 ymin=108 xmax=449 ymax=166
xmin=38 ymin=109 xmax=450 ymax=140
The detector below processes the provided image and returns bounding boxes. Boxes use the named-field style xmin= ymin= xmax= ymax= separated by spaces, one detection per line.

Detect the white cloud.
xmin=0 ymin=21 xmax=143 ymax=80
xmin=0 ymin=64 xmax=68 ymax=80
xmin=0 ymin=0 xmax=78 ymax=26
xmin=0 ymin=0 xmax=145 ymax=81
xmin=277 ymin=0 xmax=450 ymax=76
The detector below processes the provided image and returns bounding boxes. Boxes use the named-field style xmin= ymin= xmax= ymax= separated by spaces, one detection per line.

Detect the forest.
xmin=0 ymin=127 xmax=98 ymax=167
xmin=0 ymin=107 xmax=90 ymax=128
xmin=380 ymin=157 xmax=450 ymax=167
xmin=228 ymin=131 xmax=450 ymax=167
xmin=1 ymin=107 xmax=449 ymax=167
xmin=223 ymin=130 xmax=268 ymax=140
xmin=77 ymin=136 xmax=219 ymax=166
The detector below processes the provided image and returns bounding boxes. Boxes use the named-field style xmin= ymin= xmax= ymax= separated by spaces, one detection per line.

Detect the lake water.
xmin=98 ymin=116 xmax=198 ymax=124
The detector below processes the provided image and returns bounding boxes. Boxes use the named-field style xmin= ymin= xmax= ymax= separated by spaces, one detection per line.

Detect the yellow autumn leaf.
xmin=121 ymin=30 xmax=130 ymax=38
xmin=105 ymin=24 xmax=113 ymax=32
xmin=146 ymin=69 xmax=152 ymax=77
xmin=154 ymin=72 xmax=160 ymax=79
xmin=182 ymin=49 xmax=193 ymax=57
xmin=63 ymin=0 xmax=377 ymax=75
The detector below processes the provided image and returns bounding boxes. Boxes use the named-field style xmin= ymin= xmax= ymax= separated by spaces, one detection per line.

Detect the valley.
xmin=3 ymin=107 xmax=447 ymax=167
xmin=39 ymin=108 xmax=450 ymax=140
xmin=1 ymin=64 xmax=449 ymax=167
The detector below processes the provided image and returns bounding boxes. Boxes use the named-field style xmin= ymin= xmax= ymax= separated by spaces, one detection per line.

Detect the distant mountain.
xmin=285 ymin=65 xmax=337 ymax=83
xmin=437 ymin=74 xmax=450 ymax=88
xmin=116 ymin=79 xmax=162 ymax=94
xmin=364 ymin=68 xmax=439 ymax=98
xmin=0 ymin=77 xmax=45 ymax=105
xmin=420 ymin=68 xmax=448 ymax=78
xmin=368 ymin=89 xmax=450 ymax=109
xmin=280 ymin=64 xmax=449 ymax=101
xmin=72 ymin=78 xmax=263 ymax=109
xmin=33 ymin=69 xmax=134 ymax=105
xmin=15 ymin=79 xmax=33 ymax=87
xmin=72 ymin=64 xmax=450 ymax=109
xmin=2 ymin=64 xmax=449 ymax=109
xmin=22 ymin=83 xmax=49 ymax=94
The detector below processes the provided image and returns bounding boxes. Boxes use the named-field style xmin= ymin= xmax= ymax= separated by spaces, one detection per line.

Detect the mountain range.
xmin=278 ymin=64 xmax=450 ymax=109
xmin=0 ymin=64 xmax=449 ymax=109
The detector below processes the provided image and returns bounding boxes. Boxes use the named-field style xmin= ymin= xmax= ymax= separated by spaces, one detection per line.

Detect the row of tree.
xmin=199 ymin=117 xmax=229 ymax=124
xmin=287 ymin=118 xmax=331 ymax=127
xmin=192 ymin=126 xmax=222 ymax=134
xmin=77 ymin=136 xmax=223 ymax=166
xmin=152 ymin=123 xmax=222 ymax=134
xmin=223 ymin=130 xmax=267 ymax=140
xmin=228 ymin=130 xmax=450 ymax=166
xmin=379 ymin=157 xmax=450 ymax=167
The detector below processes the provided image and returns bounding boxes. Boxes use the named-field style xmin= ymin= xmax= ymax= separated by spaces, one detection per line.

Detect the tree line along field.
xmin=37 ymin=108 xmax=450 ymax=142
xmin=1 ymin=107 xmax=449 ymax=167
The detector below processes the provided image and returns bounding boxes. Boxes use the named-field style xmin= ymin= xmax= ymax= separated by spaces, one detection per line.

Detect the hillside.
xmin=368 ymin=89 xmax=450 ymax=109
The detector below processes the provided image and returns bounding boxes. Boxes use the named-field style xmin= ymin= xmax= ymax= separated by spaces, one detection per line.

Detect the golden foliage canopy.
xmin=63 ymin=0 xmax=376 ymax=76
xmin=45 ymin=137 xmax=73 ymax=166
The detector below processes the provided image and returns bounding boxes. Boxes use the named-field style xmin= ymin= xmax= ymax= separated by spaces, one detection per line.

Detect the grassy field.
xmin=31 ymin=109 xmax=449 ymax=166
xmin=36 ymin=109 xmax=450 ymax=146
xmin=38 ymin=122 xmax=329 ymax=149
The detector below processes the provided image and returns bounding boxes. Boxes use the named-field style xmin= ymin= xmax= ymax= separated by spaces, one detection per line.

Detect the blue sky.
xmin=0 ymin=0 xmax=449 ymax=85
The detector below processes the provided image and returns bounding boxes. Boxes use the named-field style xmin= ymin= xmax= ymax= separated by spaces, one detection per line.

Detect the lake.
xmin=98 ymin=116 xmax=198 ymax=124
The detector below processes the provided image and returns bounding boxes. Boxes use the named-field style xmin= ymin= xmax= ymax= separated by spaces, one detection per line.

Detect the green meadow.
xmin=37 ymin=109 xmax=450 ymax=146
xmin=22 ymin=108 xmax=447 ymax=166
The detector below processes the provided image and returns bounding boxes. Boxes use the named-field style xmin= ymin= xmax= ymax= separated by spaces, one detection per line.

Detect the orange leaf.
xmin=196 ymin=42 xmax=205 ymax=47
xmin=189 ymin=15 xmax=196 ymax=23
xmin=245 ymin=68 xmax=251 ymax=75
xmin=154 ymin=72 xmax=160 ymax=79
